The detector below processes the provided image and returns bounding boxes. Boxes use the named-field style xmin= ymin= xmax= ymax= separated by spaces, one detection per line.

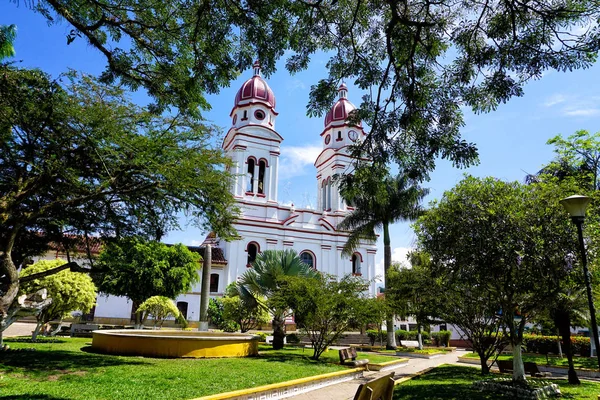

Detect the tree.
xmin=94 ymin=238 xmax=200 ymax=328
xmin=415 ymin=176 xmax=580 ymax=382
xmin=20 ymin=1 xmax=600 ymax=179
xmin=234 ymin=250 xmax=318 ymax=350
xmin=136 ymin=296 xmax=181 ymax=329
xmin=338 ymin=168 xmax=428 ymax=349
xmin=273 ymin=273 xmax=368 ymax=360
xmin=222 ymin=295 xmax=270 ymax=333
xmin=386 ymin=260 xmax=442 ymax=350
xmin=0 ymin=66 xmax=236 ymax=325
xmin=20 ymin=259 xmax=97 ymax=341
xmin=0 ymin=24 xmax=16 ymax=60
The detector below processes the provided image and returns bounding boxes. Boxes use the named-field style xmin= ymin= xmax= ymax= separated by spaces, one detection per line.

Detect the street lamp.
xmin=560 ymin=195 xmax=600 ymax=369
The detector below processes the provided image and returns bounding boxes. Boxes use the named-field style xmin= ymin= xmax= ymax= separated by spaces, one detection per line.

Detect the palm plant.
xmin=234 ymin=249 xmax=317 ymax=349
xmin=338 ymin=169 xmax=428 ymax=349
xmin=0 ymin=25 xmax=17 ymax=61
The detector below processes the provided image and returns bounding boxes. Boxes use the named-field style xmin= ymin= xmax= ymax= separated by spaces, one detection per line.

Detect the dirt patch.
xmin=45 ymin=370 xmax=87 ymax=381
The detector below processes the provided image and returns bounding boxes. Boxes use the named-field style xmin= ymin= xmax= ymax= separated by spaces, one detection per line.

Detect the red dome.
xmin=233 ymin=61 xmax=276 ymax=111
xmin=324 ymin=84 xmax=362 ymax=128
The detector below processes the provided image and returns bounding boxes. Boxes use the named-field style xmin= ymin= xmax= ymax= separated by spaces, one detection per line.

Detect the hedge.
xmin=522 ymin=334 xmax=590 ymax=356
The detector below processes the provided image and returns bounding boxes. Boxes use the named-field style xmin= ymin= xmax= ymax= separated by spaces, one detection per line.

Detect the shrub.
xmin=437 ymin=330 xmax=452 ymax=347
xmin=137 ymin=296 xmax=180 ymax=328
xmin=521 ymin=334 xmax=590 ymax=356
xmin=221 ymin=320 xmax=239 ymax=332
xmin=286 ymin=333 xmax=301 ymax=344
xmin=367 ymin=329 xmax=385 ymax=346
xmin=207 ymin=298 xmax=225 ymax=328
xmin=396 ymin=329 xmax=410 ymax=342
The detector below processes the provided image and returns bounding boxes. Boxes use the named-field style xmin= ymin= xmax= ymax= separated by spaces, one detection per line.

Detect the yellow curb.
xmin=191 ymin=367 xmax=365 ymax=400
xmin=369 ymin=358 xmax=410 ymax=368
xmin=394 ymin=366 xmax=435 ymax=385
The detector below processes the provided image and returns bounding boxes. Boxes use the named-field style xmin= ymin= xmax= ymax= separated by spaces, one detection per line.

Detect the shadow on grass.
xmin=0 ymin=347 xmax=148 ymax=377
xmin=393 ymin=365 xmax=587 ymax=400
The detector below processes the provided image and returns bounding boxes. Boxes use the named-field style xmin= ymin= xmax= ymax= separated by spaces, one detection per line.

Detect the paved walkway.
xmin=289 ymin=349 xmax=470 ymax=400
xmin=2 ymin=321 xmax=37 ymax=337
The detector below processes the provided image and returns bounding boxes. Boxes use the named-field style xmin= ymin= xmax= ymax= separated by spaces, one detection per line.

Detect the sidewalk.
xmin=288 ymin=349 xmax=470 ymax=400
xmin=2 ymin=321 xmax=36 ymax=337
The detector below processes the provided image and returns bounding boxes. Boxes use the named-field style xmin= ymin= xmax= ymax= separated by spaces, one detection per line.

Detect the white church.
xmin=92 ymin=62 xmax=377 ymax=325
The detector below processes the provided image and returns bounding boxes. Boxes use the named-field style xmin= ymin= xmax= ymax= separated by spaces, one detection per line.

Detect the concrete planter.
xmin=368 ymin=358 xmax=409 ymax=371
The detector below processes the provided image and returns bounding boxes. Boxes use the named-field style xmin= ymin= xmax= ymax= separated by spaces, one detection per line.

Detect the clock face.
xmin=325 ymin=134 xmax=331 ymax=145
xmin=348 ymin=130 xmax=358 ymax=141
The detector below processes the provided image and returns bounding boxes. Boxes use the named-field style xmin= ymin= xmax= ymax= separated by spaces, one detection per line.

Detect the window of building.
xmin=326 ymin=180 xmax=332 ymax=210
xmin=232 ymin=114 xmax=237 ymax=125
xmin=352 ymin=254 xmax=362 ymax=275
xmin=336 ymin=131 xmax=342 ymax=141
xmin=321 ymin=181 xmax=327 ymax=211
xmin=254 ymin=110 xmax=265 ymax=120
xmin=247 ymin=242 xmax=259 ymax=266
xmin=247 ymin=158 xmax=255 ymax=192
xmin=242 ymin=110 xmax=248 ymax=120
xmin=258 ymin=160 xmax=266 ymax=194
xmin=176 ymin=301 xmax=189 ymax=319
xmin=300 ymin=251 xmax=315 ymax=270
xmin=210 ymin=274 xmax=219 ymax=293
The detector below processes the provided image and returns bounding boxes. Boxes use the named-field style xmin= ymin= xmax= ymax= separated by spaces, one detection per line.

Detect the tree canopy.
xmin=93 ymin=238 xmax=200 ymax=326
xmin=0 ymin=65 xmax=236 ymax=318
xmin=20 ymin=259 xmax=97 ymax=341
xmin=18 ymin=0 xmax=600 ymax=179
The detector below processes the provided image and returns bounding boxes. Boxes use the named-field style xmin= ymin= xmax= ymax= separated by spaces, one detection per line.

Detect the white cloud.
xmin=563 ymin=108 xmax=600 ymax=117
xmin=285 ymin=78 xmax=306 ymax=92
xmin=278 ymin=144 xmax=322 ymax=180
xmin=188 ymin=239 xmax=203 ymax=246
xmin=543 ymin=93 xmax=566 ymax=107
xmin=374 ymin=246 xmax=413 ymax=279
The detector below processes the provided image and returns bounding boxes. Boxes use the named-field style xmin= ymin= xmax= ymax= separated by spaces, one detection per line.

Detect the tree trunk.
xmin=383 ymin=223 xmax=397 ymax=350
xmin=417 ymin=324 xmax=423 ymax=350
xmin=272 ymin=313 xmax=285 ymax=350
xmin=512 ymin=342 xmax=527 ymax=382
xmin=32 ymin=321 xmax=43 ymax=341
xmin=555 ymin=309 xmax=580 ymax=384
xmin=0 ymin=252 xmax=19 ymax=319
xmin=0 ymin=329 xmax=3 ymax=347
xmin=478 ymin=351 xmax=490 ymax=375
xmin=199 ymin=244 xmax=212 ymax=331
xmin=49 ymin=320 xmax=63 ymax=336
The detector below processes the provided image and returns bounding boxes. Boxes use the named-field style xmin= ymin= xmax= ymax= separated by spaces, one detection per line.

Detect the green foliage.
xmin=366 ymin=329 xmax=385 ymax=346
xmin=235 ymin=250 xmax=318 ymax=350
xmin=0 ymin=24 xmax=16 ymax=60
xmin=255 ymin=332 xmax=268 ymax=342
xmin=24 ymin=1 xmax=600 ymax=182
xmin=0 ymin=65 xmax=237 ymax=319
xmin=522 ymin=334 xmax=591 ymax=357
xmin=222 ymin=295 xmax=270 ymax=333
xmin=207 ymin=298 xmax=225 ymax=329
xmin=19 ymin=259 xmax=96 ymax=339
xmin=136 ymin=296 xmax=180 ymax=328
xmin=220 ymin=320 xmax=240 ymax=333
xmin=432 ymin=331 xmax=452 ymax=347
xmin=285 ymin=333 xmax=300 ymax=344
xmin=272 ymin=273 xmax=368 ymax=360
xmin=94 ymin=238 xmax=200 ymax=316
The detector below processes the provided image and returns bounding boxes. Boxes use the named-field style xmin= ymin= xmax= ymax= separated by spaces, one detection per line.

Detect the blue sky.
xmin=4 ymin=3 xmax=600 ymax=279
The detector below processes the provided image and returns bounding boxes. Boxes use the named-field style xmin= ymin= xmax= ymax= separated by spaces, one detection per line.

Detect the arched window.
xmin=321 ymin=180 xmax=327 ymax=211
xmin=326 ymin=179 xmax=332 ymax=210
xmin=337 ymin=131 xmax=342 ymax=141
xmin=242 ymin=110 xmax=248 ymax=120
xmin=352 ymin=253 xmax=362 ymax=275
xmin=247 ymin=158 xmax=255 ymax=193
xmin=247 ymin=242 xmax=259 ymax=266
xmin=176 ymin=302 xmax=189 ymax=319
xmin=258 ymin=160 xmax=266 ymax=194
xmin=300 ymin=251 xmax=315 ymax=270
xmin=210 ymin=273 xmax=219 ymax=293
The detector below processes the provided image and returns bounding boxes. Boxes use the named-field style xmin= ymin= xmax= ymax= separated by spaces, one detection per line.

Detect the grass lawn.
xmin=394 ymin=365 xmax=600 ymax=399
xmin=0 ymin=337 xmax=347 ymax=400
xmin=396 ymin=348 xmax=450 ymax=355
xmin=257 ymin=344 xmax=398 ymax=364
xmin=463 ymin=352 xmax=598 ymax=370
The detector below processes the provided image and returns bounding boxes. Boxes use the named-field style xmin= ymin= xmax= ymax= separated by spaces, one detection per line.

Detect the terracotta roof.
xmin=47 ymin=235 xmax=103 ymax=255
xmin=186 ymin=246 xmax=227 ymax=264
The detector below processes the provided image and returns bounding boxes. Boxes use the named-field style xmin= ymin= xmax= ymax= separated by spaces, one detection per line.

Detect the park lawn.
xmin=0 ymin=337 xmax=346 ymax=400
xmin=463 ymin=352 xmax=598 ymax=370
xmin=394 ymin=365 xmax=600 ymax=399
xmin=258 ymin=344 xmax=398 ymax=364
xmin=396 ymin=348 xmax=450 ymax=355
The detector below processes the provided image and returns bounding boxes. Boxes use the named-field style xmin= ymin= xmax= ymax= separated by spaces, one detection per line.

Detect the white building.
xmin=93 ymin=63 xmax=377 ymax=325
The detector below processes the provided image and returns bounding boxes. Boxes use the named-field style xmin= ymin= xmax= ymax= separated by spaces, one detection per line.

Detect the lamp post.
xmin=560 ymin=195 xmax=600 ymax=369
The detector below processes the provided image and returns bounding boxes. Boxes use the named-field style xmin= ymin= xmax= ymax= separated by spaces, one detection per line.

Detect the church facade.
xmin=93 ymin=63 xmax=377 ymax=324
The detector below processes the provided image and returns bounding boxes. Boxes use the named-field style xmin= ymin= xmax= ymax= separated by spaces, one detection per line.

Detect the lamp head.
xmin=560 ymin=195 xmax=591 ymax=219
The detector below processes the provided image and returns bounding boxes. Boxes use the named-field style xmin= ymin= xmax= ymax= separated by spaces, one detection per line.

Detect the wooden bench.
xmin=339 ymin=347 xmax=370 ymax=367
xmin=353 ymin=372 xmax=395 ymax=400
xmin=70 ymin=323 xmax=99 ymax=338
xmin=496 ymin=360 xmax=551 ymax=377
